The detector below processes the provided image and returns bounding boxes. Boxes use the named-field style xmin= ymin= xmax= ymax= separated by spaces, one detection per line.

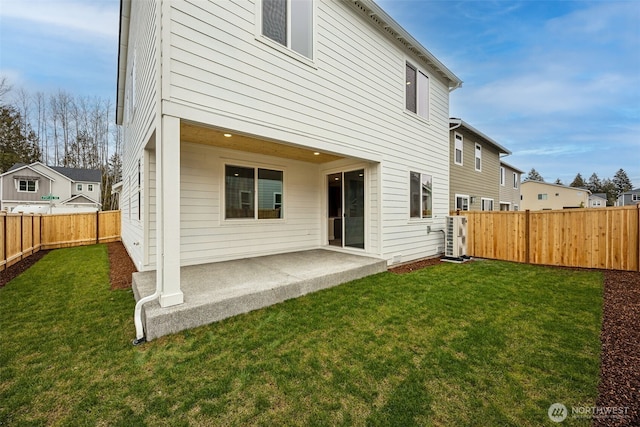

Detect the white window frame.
xmin=513 ymin=172 xmax=519 ymax=189
xmin=409 ymin=171 xmax=433 ymax=219
xmin=481 ymin=198 xmax=494 ymax=211
xmin=454 ymin=132 xmax=463 ymax=166
xmin=405 ymin=62 xmax=430 ymax=121
xmin=88 ymin=184 xmax=93 ymax=192
xmin=77 ymin=184 xmax=83 ymax=191
xmin=224 ymin=163 xmax=285 ymax=221
xmin=538 ymin=193 xmax=548 ymax=200
xmin=16 ymin=179 xmax=38 ymax=193
xmin=632 ymin=194 xmax=640 ymax=201
xmin=455 ymin=194 xmax=469 ymax=211
xmin=500 ymin=167 xmax=505 ymax=186
xmin=257 ymin=0 xmax=315 ymax=64
xmin=474 ymin=143 xmax=482 ymax=172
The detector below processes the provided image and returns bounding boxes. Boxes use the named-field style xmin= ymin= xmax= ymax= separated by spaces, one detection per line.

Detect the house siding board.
xmin=499 ymin=164 xmax=521 ymax=209
xmin=178 ymin=142 xmax=324 ymax=265
xmin=162 ymin=0 xmax=451 ymax=264
xmin=120 ymin=0 xmax=158 ymax=271
xmin=1 ymin=169 xmax=50 ymax=202
xmin=449 ymin=128 xmax=500 ymax=211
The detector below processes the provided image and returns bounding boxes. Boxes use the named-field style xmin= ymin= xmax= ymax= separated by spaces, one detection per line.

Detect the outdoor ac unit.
xmin=445 ymin=216 xmax=467 ymax=258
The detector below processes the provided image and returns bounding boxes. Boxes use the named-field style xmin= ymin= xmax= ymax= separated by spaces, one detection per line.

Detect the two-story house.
xmin=0 ymin=162 xmax=102 ymax=213
xmin=520 ymin=181 xmax=590 ymax=210
xmin=449 ymin=118 xmax=512 ymax=212
xmin=116 ymin=0 xmax=462 ymax=317
xmin=617 ymin=188 xmax=640 ymax=206
xmin=499 ymin=161 xmax=523 ymax=211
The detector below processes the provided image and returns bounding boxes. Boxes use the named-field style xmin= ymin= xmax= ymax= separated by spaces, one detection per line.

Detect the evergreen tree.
xmin=554 ymin=178 xmax=563 ymax=185
xmin=587 ymin=173 xmax=602 ymax=193
xmin=524 ymin=168 xmax=544 ymax=182
xmin=0 ymin=105 xmax=41 ymax=173
xmin=600 ymin=178 xmax=617 ymax=206
xmin=612 ymin=169 xmax=633 ymax=196
xmin=570 ymin=173 xmax=586 ymax=188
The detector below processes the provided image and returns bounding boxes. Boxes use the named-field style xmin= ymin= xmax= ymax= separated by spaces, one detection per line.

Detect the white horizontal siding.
xmin=161 ymin=0 xmax=452 ymax=264
xmin=178 ymin=143 xmax=324 ymax=266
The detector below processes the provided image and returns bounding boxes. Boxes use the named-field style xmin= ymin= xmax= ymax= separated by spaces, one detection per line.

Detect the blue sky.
xmin=1 ymin=0 xmax=639 ymax=185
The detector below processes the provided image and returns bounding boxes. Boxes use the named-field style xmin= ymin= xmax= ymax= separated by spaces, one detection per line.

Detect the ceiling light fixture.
xmin=313 ymin=152 xmax=320 ymax=156
xmin=223 ymin=133 xmax=232 ymax=137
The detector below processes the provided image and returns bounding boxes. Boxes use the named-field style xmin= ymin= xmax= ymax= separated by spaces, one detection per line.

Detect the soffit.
xmin=180 ymin=123 xmax=344 ymax=164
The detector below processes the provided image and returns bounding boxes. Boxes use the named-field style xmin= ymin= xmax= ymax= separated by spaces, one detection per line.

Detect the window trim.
xmin=454 ymin=132 xmax=463 ymax=166
xmin=256 ymin=0 xmax=316 ymax=66
xmin=474 ymin=143 xmax=482 ymax=172
xmin=455 ymin=194 xmax=470 ymax=211
xmin=405 ymin=61 xmax=430 ymax=121
xmin=77 ymin=184 xmax=83 ymax=192
xmin=88 ymin=184 xmax=94 ymax=192
xmin=513 ymin=172 xmax=519 ymax=189
xmin=500 ymin=166 xmax=505 ymax=186
xmin=481 ymin=197 xmax=494 ymax=211
xmin=16 ymin=179 xmax=38 ymax=193
xmin=224 ymin=163 xmax=285 ymax=222
xmin=409 ymin=170 xmax=433 ymax=220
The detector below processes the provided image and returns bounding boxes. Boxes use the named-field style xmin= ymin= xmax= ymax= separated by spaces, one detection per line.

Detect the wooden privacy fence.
xmin=0 ymin=210 xmax=121 ymax=271
xmin=454 ymin=205 xmax=640 ymax=271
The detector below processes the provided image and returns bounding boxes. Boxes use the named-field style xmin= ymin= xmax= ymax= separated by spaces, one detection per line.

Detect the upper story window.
xmin=513 ymin=173 xmax=519 ymax=189
xmin=410 ymin=171 xmax=432 ymax=219
xmin=88 ymin=184 xmax=94 ymax=192
xmin=77 ymin=184 xmax=83 ymax=191
xmin=454 ymin=132 xmax=463 ymax=165
xmin=405 ymin=62 xmax=429 ymax=120
xmin=500 ymin=167 xmax=505 ymax=186
xmin=632 ymin=194 xmax=640 ymax=201
xmin=474 ymin=144 xmax=482 ymax=171
xmin=538 ymin=193 xmax=548 ymax=200
xmin=261 ymin=0 xmax=313 ymax=59
xmin=17 ymin=179 xmax=38 ymax=192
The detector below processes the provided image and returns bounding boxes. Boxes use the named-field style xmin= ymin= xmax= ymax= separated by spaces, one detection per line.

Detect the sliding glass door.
xmin=327 ymin=169 xmax=365 ymax=249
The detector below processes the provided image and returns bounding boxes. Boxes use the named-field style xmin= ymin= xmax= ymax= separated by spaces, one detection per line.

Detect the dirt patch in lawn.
xmin=595 ymin=269 xmax=640 ymax=426
xmin=107 ymin=241 xmax=137 ymax=290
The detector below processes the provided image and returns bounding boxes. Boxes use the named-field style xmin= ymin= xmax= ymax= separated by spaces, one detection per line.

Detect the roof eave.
xmin=450 ymin=118 xmax=511 ymax=155
xmin=350 ymin=0 xmax=462 ymax=90
xmin=115 ymin=0 xmax=132 ymax=125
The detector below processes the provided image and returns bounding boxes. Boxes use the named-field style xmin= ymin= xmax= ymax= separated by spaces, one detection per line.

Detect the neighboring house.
xmin=520 ymin=181 xmax=590 ymax=211
xmin=589 ymin=193 xmax=608 ymax=208
xmin=0 ymin=162 xmax=102 ymax=213
xmin=449 ymin=118 xmax=511 ymax=212
xmin=499 ymin=161 xmax=523 ymax=211
xmin=617 ymin=188 xmax=640 ymax=206
xmin=116 ymin=0 xmax=462 ymax=308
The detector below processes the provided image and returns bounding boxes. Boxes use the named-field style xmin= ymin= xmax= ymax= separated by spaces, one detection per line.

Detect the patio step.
xmin=132 ymin=249 xmax=387 ymax=341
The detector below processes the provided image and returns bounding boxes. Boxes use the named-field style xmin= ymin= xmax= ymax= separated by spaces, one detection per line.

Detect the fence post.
xmin=20 ymin=213 xmax=23 ymax=260
xmin=525 ymin=210 xmax=530 ymax=264
xmin=2 ymin=213 xmax=6 ymax=270
xmin=637 ymin=204 xmax=640 ymax=272
xmin=96 ymin=211 xmax=100 ymax=245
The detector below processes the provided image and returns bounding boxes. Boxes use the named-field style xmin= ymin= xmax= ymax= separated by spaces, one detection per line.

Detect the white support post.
xmin=157 ymin=114 xmax=183 ymax=307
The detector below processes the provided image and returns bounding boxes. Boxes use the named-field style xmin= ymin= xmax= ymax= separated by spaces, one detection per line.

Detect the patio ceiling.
xmin=180 ymin=122 xmax=344 ymax=164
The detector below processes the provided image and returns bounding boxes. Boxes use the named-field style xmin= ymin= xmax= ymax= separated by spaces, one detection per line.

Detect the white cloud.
xmin=0 ymin=0 xmax=118 ymax=39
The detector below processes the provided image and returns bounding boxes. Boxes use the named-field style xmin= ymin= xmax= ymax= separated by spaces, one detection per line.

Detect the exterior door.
xmin=327 ymin=169 xmax=365 ymax=249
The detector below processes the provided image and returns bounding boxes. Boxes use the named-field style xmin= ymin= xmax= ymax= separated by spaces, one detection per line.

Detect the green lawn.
xmin=1 ymin=245 xmax=602 ymax=426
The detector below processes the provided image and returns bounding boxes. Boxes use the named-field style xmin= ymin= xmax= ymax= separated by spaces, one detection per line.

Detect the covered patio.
xmin=132 ymin=249 xmax=387 ymax=341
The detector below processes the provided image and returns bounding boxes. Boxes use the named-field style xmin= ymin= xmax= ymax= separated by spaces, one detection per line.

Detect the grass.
xmin=1 ymin=245 xmax=602 ymax=426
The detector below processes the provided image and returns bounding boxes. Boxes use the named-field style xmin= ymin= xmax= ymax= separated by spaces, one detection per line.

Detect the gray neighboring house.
xmin=449 ymin=118 xmax=512 ymax=212
xmin=0 ymin=162 xmax=102 ymax=213
xmin=617 ymin=188 xmax=640 ymax=206
xmin=499 ymin=161 xmax=523 ymax=211
xmin=589 ymin=193 xmax=608 ymax=208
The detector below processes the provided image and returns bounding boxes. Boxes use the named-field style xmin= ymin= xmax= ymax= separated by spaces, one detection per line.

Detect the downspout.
xmin=132 ymin=0 xmax=164 ymax=346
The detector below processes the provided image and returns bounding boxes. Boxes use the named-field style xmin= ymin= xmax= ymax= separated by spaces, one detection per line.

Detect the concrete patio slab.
xmin=132 ymin=249 xmax=388 ymax=341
